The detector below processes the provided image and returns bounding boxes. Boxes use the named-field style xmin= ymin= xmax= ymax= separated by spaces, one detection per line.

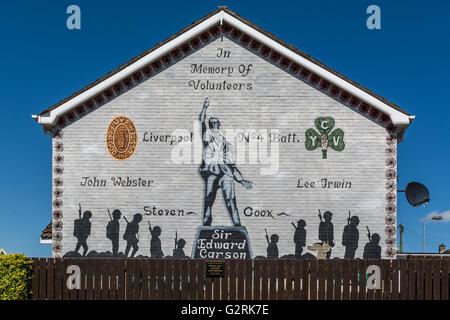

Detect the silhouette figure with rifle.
xmin=292 ymin=220 xmax=307 ymax=258
xmin=73 ymin=203 xmax=92 ymax=257
xmin=363 ymin=226 xmax=381 ymax=259
xmin=318 ymin=209 xmax=335 ymax=259
xmin=342 ymin=211 xmax=359 ymax=259
xmin=149 ymin=221 xmax=164 ymax=258
xmin=106 ymin=209 xmax=121 ymax=256
xmin=123 ymin=213 xmax=142 ymax=257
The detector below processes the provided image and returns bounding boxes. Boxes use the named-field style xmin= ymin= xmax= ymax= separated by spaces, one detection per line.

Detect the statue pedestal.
xmin=191 ymin=226 xmax=252 ymax=259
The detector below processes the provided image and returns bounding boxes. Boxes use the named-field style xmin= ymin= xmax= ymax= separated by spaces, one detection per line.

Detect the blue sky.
xmin=0 ymin=0 xmax=448 ymax=257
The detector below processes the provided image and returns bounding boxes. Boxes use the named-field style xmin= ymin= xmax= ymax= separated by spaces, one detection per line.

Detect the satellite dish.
xmin=405 ymin=182 xmax=430 ymax=207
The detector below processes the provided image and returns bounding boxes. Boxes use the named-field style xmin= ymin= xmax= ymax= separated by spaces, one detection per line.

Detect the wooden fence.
xmin=31 ymin=258 xmax=449 ymax=300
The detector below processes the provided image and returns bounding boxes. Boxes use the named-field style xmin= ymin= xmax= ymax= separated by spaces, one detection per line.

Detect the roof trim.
xmin=33 ymin=7 xmax=413 ymax=135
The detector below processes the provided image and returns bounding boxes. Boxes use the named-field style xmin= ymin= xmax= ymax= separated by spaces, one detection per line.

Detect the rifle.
xmin=78 ymin=203 xmax=82 ymax=219
xmin=318 ymin=209 xmax=323 ymax=222
xmin=264 ymin=228 xmax=270 ymax=244
xmin=366 ymin=226 xmax=371 ymax=242
xmin=175 ymin=231 xmax=178 ymax=249
xmin=148 ymin=221 xmax=152 ymax=233
xmin=108 ymin=209 xmax=112 ymax=221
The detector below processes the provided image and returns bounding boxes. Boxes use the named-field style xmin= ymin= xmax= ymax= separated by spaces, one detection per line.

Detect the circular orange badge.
xmin=106 ymin=116 xmax=137 ymax=160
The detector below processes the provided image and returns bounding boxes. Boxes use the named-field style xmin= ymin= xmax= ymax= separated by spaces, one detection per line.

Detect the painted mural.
xmin=51 ymin=24 xmax=398 ymax=260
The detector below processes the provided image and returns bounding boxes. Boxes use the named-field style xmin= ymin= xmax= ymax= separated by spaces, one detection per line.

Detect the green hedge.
xmin=0 ymin=254 xmax=33 ymax=300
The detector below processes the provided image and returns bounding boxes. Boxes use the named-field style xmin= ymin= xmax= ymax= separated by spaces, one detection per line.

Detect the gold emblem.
xmin=106 ymin=116 xmax=137 ymax=160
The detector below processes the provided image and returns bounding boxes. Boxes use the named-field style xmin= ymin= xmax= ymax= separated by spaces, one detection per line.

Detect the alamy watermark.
xmin=366 ymin=5 xmax=381 ymax=30
xmin=66 ymin=5 xmax=81 ymax=30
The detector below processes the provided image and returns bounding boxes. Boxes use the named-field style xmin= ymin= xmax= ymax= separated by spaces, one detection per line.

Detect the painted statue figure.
xmin=342 ymin=214 xmax=360 ymax=259
xmin=318 ymin=210 xmax=334 ymax=259
xmin=293 ymin=219 xmax=307 ymax=258
xmin=198 ymin=97 xmax=253 ymax=226
xmin=73 ymin=205 xmax=92 ymax=257
xmin=106 ymin=209 xmax=121 ymax=256
xmin=149 ymin=223 xmax=164 ymax=258
xmin=123 ymin=213 xmax=142 ymax=257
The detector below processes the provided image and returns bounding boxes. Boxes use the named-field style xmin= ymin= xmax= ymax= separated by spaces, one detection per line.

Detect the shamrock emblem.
xmin=305 ymin=117 xmax=345 ymax=159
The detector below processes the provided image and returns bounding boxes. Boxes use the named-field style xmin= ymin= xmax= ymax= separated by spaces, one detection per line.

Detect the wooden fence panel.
xmin=432 ymin=259 xmax=441 ymax=300
xmin=333 ymin=259 xmax=342 ymax=300
xmin=63 ymin=259 xmax=71 ymax=300
xmin=391 ymin=259 xmax=399 ymax=299
xmin=166 ymin=259 xmax=175 ymax=300
xmin=357 ymin=259 xmax=367 ymax=300
xmin=173 ymin=259 xmax=181 ymax=300
xmin=310 ymin=259 xmax=317 ymax=300
xmin=253 ymin=259 xmax=261 ymax=300
xmin=221 ymin=260 xmax=230 ymax=300
xmin=30 ymin=258 xmax=450 ymax=301
xmin=46 ymin=259 xmax=54 ymax=300
xmin=261 ymin=260 xmax=269 ymax=300
xmin=118 ymin=259 xmax=126 ymax=300
xmin=228 ymin=260 xmax=236 ymax=300
xmin=407 ymin=259 xmax=416 ymax=300
xmin=424 ymin=259 xmax=432 ymax=300
xmin=141 ymin=260 xmax=149 ymax=300
xmin=102 ymin=259 xmax=111 ymax=300
xmin=416 ymin=259 xmax=424 ymax=300
xmin=325 ymin=260 xmax=334 ymax=300
xmin=236 ymin=260 xmax=245 ymax=300
xmin=285 ymin=260 xmax=294 ymax=300
xmin=188 ymin=259 xmax=197 ymax=300
xmin=382 ymin=260 xmax=391 ymax=300
xmin=342 ymin=260 xmax=350 ymax=300
xmin=442 ymin=259 xmax=449 ymax=301
xmin=317 ymin=260 xmax=325 ymax=300
xmin=277 ymin=260 xmax=285 ymax=300
xmin=39 ymin=258 xmax=46 ymax=300
xmin=205 ymin=270 xmax=213 ymax=301
xmin=197 ymin=260 xmax=205 ymax=300
xmin=350 ymin=260 xmax=359 ymax=300
xmin=399 ymin=259 xmax=408 ymax=300
xmin=54 ymin=259 xmax=64 ymax=300
xmin=268 ymin=260 xmax=276 ymax=300
xmin=245 ymin=260 xmax=253 ymax=300
xmin=158 ymin=260 xmax=165 ymax=300
xmin=32 ymin=258 xmax=39 ymax=300
xmin=180 ymin=260 xmax=189 ymax=300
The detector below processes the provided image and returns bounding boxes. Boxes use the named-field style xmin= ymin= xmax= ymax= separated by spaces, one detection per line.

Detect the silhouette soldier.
xmin=198 ymin=97 xmax=253 ymax=226
xmin=123 ymin=214 xmax=142 ymax=257
xmin=173 ymin=239 xmax=187 ymax=258
xmin=73 ymin=204 xmax=92 ymax=257
xmin=292 ymin=220 xmax=307 ymax=258
xmin=265 ymin=229 xmax=279 ymax=259
xmin=342 ymin=213 xmax=359 ymax=259
xmin=318 ymin=210 xmax=334 ymax=259
xmin=106 ymin=209 xmax=121 ymax=256
xmin=363 ymin=227 xmax=381 ymax=259
xmin=149 ymin=222 xmax=164 ymax=258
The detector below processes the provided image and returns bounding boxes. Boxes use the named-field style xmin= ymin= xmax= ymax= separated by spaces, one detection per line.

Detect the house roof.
xmin=32 ymin=7 xmax=414 ymax=138
xmin=40 ymin=222 xmax=52 ymax=240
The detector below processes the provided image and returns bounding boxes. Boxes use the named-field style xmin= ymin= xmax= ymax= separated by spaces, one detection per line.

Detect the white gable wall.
xmin=51 ymin=36 xmax=396 ymax=259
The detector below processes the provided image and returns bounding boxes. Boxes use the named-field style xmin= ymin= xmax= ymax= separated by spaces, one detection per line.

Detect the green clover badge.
xmin=305 ymin=117 xmax=345 ymax=159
